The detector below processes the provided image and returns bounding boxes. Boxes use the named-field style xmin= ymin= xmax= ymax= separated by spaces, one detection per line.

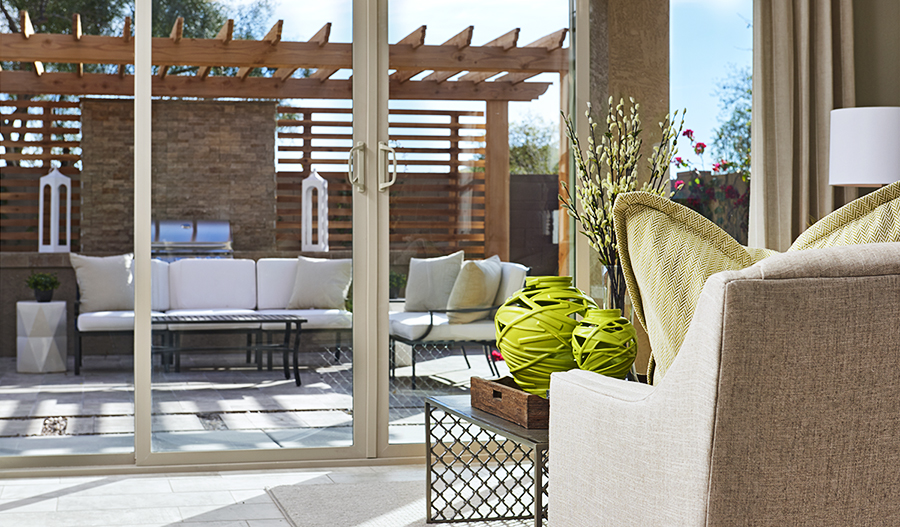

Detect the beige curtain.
xmin=749 ymin=0 xmax=857 ymax=251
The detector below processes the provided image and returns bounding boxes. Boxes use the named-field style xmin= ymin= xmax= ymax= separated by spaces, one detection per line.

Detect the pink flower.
xmin=674 ymin=180 xmax=685 ymax=190
xmin=674 ymin=156 xmax=688 ymax=168
xmin=694 ymin=142 xmax=706 ymax=155
xmin=682 ymin=129 xmax=694 ymax=141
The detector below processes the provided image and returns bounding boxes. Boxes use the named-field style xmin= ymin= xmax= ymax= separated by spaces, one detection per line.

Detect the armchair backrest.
xmin=699 ymin=243 xmax=900 ymax=524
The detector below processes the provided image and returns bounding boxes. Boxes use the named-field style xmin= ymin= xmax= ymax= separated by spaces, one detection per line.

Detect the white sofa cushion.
xmin=495 ymin=261 xmax=529 ymax=305
xmin=168 ymin=258 xmax=257 ymax=310
xmin=77 ymin=311 xmax=166 ymax=332
xmin=70 ymin=253 xmax=134 ymax=313
xmin=404 ymin=251 xmax=464 ymax=312
xmin=446 ymin=255 xmax=503 ymax=324
xmin=256 ymin=258 xmax=297 ymax=310
xmin=151 ymin=259 xmax=170 ymax=312
xmin=163 ymin=308 xmax=260 ymax=330
xmin=287 ymin=256 xmax=352 ymax=310
xmin=256 ymin=309 xmax=352 ymax=331
xmin=389 ymin=311 xmax=496 ymax=342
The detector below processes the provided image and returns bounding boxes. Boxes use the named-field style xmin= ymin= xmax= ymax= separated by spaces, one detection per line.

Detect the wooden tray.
xmin=470 ymin=376 xmax=549 ymax=429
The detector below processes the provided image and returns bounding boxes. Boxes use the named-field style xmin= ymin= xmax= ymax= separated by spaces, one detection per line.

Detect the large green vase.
xmin=495 ymin=276 xmax=597 ymax=397
xmin=571 ymin=308 xmax=637 ymax=379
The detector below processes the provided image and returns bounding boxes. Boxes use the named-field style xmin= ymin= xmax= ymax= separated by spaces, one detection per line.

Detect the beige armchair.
xmin=549 ymin=243 xmax=900 ymax=526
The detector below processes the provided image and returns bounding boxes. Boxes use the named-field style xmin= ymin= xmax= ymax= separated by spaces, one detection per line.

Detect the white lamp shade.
xmin=829 ymin=107 xmax=900 ymax=186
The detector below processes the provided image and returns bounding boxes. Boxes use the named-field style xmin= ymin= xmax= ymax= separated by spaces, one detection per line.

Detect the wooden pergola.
xmin=1 ymin=12 xmax=567 ymax=101
xmin=1 ymin=12 xmax=569 ymax=261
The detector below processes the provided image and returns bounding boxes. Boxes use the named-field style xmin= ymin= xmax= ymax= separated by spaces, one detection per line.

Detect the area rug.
xmin=267 ymin=479 xmax=531 ymax=527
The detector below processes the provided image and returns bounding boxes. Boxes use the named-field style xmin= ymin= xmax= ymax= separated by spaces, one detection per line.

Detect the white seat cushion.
xmin=77 ymin=311 xmax=166 ymax=332
xmin=256 ymin=309 xmax=352 ymax=330
xmin=389 ymin=311 xmax=496 ymax=342
xmin=162 ymin=309 xmax=260 ymax=330
xmin=256 ymin=258 xmax=297 ymax=310
xmin=168 ymin=258 xmax=257 ymax=310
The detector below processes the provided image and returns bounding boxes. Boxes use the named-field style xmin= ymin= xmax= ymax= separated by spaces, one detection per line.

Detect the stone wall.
xmin=80 ymin=99 xmax=277 ymax=254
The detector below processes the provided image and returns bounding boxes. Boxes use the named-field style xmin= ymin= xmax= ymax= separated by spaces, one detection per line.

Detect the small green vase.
xmin=572 ymin=308 xmax=637 ymax=379
xmin=495 ymin=276 xmax=598 ymax=397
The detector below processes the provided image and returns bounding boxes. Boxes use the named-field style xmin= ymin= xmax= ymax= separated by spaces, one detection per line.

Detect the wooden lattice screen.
xmin=1 ymin=101 xmax=486 ymax=257
xmin=275 ymin=105 xmax=487 ymax=259
xmin=0 ymin=99 xmax=82 ymax=252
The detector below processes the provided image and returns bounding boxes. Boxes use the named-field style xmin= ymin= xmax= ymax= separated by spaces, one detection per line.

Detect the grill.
xmin=151 ymin=220 xmax=233 ymax=261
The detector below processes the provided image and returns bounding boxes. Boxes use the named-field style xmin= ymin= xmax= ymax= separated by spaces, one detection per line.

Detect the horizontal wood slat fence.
xmin=276 ymin=105 xmax=486 ymax=259
xmin=1 ymin=99 xmax=82 ymax=252
xmin=2 ymin=100 xmax=487 ymax=258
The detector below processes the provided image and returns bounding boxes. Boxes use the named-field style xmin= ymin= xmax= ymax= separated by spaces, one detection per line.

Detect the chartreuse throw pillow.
xmin=612 ymin=193 xmax=777 ymax=384
xmin=613 ymin=181 xmax=900 ymax=385
xmin=789 ymin=181 xmax=900 ymax=251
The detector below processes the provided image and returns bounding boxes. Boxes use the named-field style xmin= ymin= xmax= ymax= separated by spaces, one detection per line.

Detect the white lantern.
xmin=301 ymin=170 xmax=329 ymax=252
xmin=38 ymin=167 xmax=72 ymax=253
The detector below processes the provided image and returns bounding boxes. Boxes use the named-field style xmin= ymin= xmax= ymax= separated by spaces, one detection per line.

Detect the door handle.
xmin=378 ymin=141 xmax=397 ymax=192
xmin=348 ymin=141 xmax=365 ymax=193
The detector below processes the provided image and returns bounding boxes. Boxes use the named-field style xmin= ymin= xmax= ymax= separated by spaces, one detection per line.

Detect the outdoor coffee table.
xmin=151 ymin=314 xmax=306 ymax=385
xmin=425 ymin=394 xmax=549 ymax=526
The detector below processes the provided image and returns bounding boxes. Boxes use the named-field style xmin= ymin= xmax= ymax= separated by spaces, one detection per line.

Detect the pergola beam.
xmin=117 ymin=17 xmax=130 ymax=78
xmin=494 ymin=28 xmax=568 ymax=84
xmin=0 ymin=70 xmax=551 ymax=101
xmin=19 ymin=11 xmax=43 ymax=77
xmin=276 ymin=22 xmax=330 ymax=81
xmin=395 ymin=25 xmax=470 ymax=84
xmin=458 ymin=28 xmax=521 ymax=83
xmin=197 ymin=19 xmax=233 ymax=79
xmin=0 ymin=33 xmax=567 ymax=73
xmin=72 ymin=14 xmax=83 ymax=77
xmin=160 ymin=17 xmax=184 ymax=78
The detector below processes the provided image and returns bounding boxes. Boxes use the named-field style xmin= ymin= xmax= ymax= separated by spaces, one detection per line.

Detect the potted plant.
xmin=25 ymin=272 xmax=61 ymax=302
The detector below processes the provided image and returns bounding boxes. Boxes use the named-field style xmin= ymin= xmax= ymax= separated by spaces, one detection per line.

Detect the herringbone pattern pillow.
xmin=789 ymin=181 xmax=900 ymax=251
xmin=614 ymin=181 xmax=900 ymax=385
xmin=613 ymin=193 xmax=777 ymax=384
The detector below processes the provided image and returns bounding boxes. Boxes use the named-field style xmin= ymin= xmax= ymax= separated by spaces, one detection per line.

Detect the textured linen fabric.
xmin=612 ymin=192 xmax=775 ymax=383
xmin=403 ymin=251 xmax=464 ymax=312
xmin=287 ymin=256 xmax=352 ymax=310
xmin=446 ymin=255 xmax=502 ymax=323
xmin=549 ymin=243 xmax=900 ymax=526
xmin=69 ymin=253 xmax=135 ymax=313
xmin=788 ymin=180 xmax=900 ymax=250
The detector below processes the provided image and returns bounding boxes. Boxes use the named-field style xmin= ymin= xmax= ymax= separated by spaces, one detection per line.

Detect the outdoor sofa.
xmin=72 ymin=255 xmax=352 ymax=381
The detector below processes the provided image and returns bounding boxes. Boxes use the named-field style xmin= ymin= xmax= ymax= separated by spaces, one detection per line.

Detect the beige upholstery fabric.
xmin=69 ymin=253 xmax=135 ymax=313
xmin=446 ymin=255 xmax=502 ymax=324
xmin=789 ymin=181 xmax=900 ymax=250
xmin=549 ymin=242 xmax=900 ymax=526
xmin=612 ymin=192 xmax=776 ymax=383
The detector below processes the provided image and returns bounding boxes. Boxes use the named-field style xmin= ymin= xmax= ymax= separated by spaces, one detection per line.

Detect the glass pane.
xmin=148 ymin=1 xmax=355 ymax=453
xmin=1 ymin=11 xmax=135 ymax=457
xmin=385 ymin=1 xmax=570 ymax=444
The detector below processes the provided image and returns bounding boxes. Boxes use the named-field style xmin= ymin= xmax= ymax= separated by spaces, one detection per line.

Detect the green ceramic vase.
xmin=494 ymin=276 xmax=597 ymax=398
xmin=571 ymin=308 xmax=637 ymax=379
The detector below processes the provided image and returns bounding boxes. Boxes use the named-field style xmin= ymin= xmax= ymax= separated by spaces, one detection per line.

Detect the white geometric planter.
xmin=17 ymin=301 xmax=67 ymax=373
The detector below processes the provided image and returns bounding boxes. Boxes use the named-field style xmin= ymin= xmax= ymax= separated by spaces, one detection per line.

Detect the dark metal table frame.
xmin=151 ymin=314 xmax=307 ymax=385
xmin=425 ymin=395 xmax=548 ymax=526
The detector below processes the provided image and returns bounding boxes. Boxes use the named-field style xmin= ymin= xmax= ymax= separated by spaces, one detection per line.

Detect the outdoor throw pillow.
xmin=404 ymin=250 xmax=465 ymax=312
xmin=69 ymin=253 xmax=135 ymax=313
xmin=287 ymin=256 xmax=352 ymax=310
xmin=446 ymin=255 xmax=503 ymax=324
xmin=612 ymin=192 xmax=778 ymax=384
xmin=788 ymin=181 xmax=900 ymax=251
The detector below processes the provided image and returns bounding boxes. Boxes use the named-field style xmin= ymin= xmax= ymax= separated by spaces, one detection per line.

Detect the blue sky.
xmin=263 ymin=0 xmax=751 ymax=166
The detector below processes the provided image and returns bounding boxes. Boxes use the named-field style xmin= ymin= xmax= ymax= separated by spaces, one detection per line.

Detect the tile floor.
xmin=0 ymin=464 xmax=427 ymax=526
xmin=1 ymin=347 xmax=505 ymax=457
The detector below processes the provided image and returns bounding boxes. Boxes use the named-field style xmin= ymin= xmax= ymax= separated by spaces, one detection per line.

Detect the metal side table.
xmin=425 ymin=395 xmax=548 ymax=526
